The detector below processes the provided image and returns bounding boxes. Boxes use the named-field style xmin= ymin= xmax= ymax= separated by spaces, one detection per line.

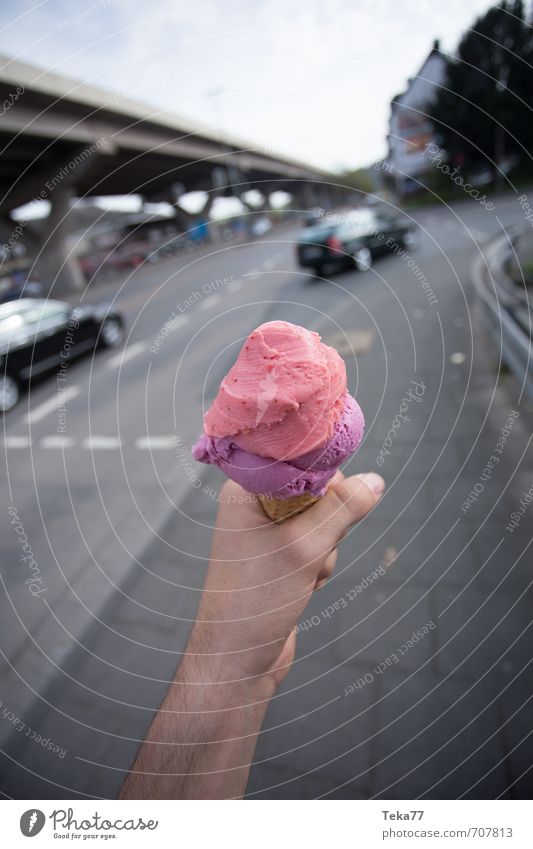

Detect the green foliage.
xmin=430 ymin=1 xmax=533 ymax=175
xmin=338 ymin=168 xmax=374 ymax=194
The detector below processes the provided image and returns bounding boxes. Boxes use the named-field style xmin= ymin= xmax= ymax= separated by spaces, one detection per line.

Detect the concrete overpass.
xmin=0 ymin=56 xmax=339 ymax=291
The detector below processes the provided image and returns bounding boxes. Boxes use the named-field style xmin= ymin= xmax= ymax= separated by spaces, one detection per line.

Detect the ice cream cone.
xmin=192 ymin=322 xmax=365 ymax=520
xmin=258 ymin=491 xmax=322 ymax=523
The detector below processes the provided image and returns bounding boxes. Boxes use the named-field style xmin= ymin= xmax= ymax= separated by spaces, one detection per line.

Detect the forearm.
xmin=119 ymin=655 xmax=275 ymax=800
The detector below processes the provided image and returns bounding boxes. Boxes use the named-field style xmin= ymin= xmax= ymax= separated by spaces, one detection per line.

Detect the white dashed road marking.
xmin=199 ymin=293 xmax=221 ymax=311
xmin=135 ymin=436 xmax=177 ymax=450
xmin=106 ymin=341 xmax=146 ymax=370
xmin=24 ymin=386 xmax=80 ymax=425
xmin=1 ymin=436 xmax=31 ymax=448
xmin=3 ymin=435 xmax=179 ymax=451
xmin=40 ymin=436 xmax=76 ymax=449
xmin=167 ymin=316 xmax=188 ymax=332
xmin=82 ymin=436 xmax=121 ymax=450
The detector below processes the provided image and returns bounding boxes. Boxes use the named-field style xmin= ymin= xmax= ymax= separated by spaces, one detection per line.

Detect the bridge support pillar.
xmin=33 ymin=185 xmax=85 ymax=295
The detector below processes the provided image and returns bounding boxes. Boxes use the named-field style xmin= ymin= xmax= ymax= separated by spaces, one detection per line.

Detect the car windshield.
xmin=0 ymin=299 xmax=67 ymax=338
xmin=337 ymin=211 xmax=378 ymax=238
xmin=300 ymin=223 xmax=338 ymax=241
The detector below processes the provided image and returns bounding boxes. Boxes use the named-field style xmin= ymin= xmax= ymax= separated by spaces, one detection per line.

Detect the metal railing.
xmin=473 ymin=228 xmax=533 ymax=400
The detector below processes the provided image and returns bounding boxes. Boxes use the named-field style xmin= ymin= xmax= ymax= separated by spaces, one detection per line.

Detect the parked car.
xmin=296 ymin=209 xmax=418 ymax=275
xmin=302 ymin=208 xmax=325 ymax=227
xmin=0 ymin=298 xmax=125 ymax=412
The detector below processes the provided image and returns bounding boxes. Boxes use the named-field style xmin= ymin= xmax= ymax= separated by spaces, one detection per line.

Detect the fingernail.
xmin=357 ymin=472 xmax=385 ymax=496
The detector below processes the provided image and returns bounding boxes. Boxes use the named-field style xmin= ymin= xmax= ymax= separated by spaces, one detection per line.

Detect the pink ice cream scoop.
xmin=192 ymin=321 xmax=365 ymax=500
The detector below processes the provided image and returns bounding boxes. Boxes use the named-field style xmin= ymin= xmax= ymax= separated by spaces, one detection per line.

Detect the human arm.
xmin=119 ymin=471 xmax=384 ymax=799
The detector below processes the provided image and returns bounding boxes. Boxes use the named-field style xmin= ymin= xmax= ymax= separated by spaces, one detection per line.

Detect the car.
xmin=296 ymin=209 xmax=418 ymax=276
xmin=0 ymin=298 xmax=125 ymax=413
xmin=302 ymin=208 xmax=325 ymax=227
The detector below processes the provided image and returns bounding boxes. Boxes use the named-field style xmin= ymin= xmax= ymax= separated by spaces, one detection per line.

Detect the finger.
xmin=314 ymin=548 xmax=338 ymax=591
xmin=302 ymin=472 xmax=385 ymax=549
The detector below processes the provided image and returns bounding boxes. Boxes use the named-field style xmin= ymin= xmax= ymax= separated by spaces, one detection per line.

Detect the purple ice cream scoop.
xmin=192 ymin=392 xmax=364 ymax=499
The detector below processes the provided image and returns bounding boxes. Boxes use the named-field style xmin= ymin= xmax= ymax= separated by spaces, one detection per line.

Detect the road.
xmin=1 ymin=194 xmax=532 ymax=799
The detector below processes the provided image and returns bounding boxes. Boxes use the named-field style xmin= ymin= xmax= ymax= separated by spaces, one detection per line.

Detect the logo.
xmin=20 ymin=810 xmax=45 ymax=837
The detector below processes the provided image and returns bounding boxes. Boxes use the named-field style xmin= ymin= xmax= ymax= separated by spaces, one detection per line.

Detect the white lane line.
xmin=167 ymin=316 xmax=188 ymax=332
xmin=2 ymin=436 xmax=31 ymax=448
xmin=135 ymin=436 xmax=177 ymax=450
xmin=106 ymin=341 xmax=146 ymax=370
xmin=246 ymin=269 xmax=261 ymax=278
xmin=82 ymin=436 xmax=121 ymax=450
xmin=467 ymin=228 xmax=489 ymax=243
xmin=40 ymin=435 xmax=76 ymax=449
xmin=199 ymin=293 xmax=221 ymax=311
xmin=24 ymin=386 xmax=80 ymax=425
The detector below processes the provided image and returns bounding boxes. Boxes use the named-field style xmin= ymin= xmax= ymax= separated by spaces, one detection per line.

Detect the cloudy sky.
xmin=0 ymin=0 xmax=496 ymax=172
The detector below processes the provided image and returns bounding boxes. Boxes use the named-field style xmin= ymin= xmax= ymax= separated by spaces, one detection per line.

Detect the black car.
xmin=296 ymin=209 xmax=418 ymax=276
xmin=0 ymin=299 xmax=125 ymax=412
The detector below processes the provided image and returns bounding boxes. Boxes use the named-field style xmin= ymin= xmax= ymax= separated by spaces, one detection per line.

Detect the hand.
xmin=119 ymin=470 xmax=384 ymax=799
xmin=184 ymin=471 xmax=385 ymax=694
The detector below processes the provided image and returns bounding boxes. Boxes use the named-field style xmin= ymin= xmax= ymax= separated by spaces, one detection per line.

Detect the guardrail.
xmin=472 ymin=228 xmax=533 ymax=400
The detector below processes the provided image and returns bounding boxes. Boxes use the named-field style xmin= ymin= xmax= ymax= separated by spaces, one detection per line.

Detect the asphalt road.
xmin=1 ymin=194 xmax=532 ymax=799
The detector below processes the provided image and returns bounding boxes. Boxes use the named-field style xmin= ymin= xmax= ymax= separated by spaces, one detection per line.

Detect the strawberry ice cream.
xmin=192 ymin=321 xmax=365 ymax=501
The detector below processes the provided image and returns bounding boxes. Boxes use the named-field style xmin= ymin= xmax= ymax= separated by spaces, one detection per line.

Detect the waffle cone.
xmin=258 ymin=492 xmax=322 ymax=523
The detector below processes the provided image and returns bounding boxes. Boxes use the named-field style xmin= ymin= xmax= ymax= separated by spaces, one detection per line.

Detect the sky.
xmin=0 ymin=0 xmax=497 ymax=173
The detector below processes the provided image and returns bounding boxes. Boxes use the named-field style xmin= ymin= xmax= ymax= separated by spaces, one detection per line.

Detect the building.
xmin=386 ymin=40 xmax=446 ymax=195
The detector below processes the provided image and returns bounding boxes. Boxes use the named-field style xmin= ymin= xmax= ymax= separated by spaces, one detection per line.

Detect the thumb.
xmin=302 ymin=472 xmax=384 ymax=548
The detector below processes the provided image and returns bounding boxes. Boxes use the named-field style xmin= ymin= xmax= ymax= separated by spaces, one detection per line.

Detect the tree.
xmin=338 ymin=168 xmax=374 ymax=195
xmin=430 ymin=0 xmax=533 ymax=177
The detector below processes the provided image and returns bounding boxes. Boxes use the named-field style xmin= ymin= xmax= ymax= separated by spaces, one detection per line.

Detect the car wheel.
xmin=403 ymin=230 xmax=419 ymax=251
xmin=313 ymin=265 xmax=324 ymax=277
xmin=353 ymin=247 xmax=373 ymax=271
xmin=0 ymin=373 xmax=20 ymax=413
xmin=100 ymin=317 xmax=124 ymax=348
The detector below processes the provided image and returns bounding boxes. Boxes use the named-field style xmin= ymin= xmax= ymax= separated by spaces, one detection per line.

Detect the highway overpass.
xmin=0 ymin=56 xmax=338 ymax=291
